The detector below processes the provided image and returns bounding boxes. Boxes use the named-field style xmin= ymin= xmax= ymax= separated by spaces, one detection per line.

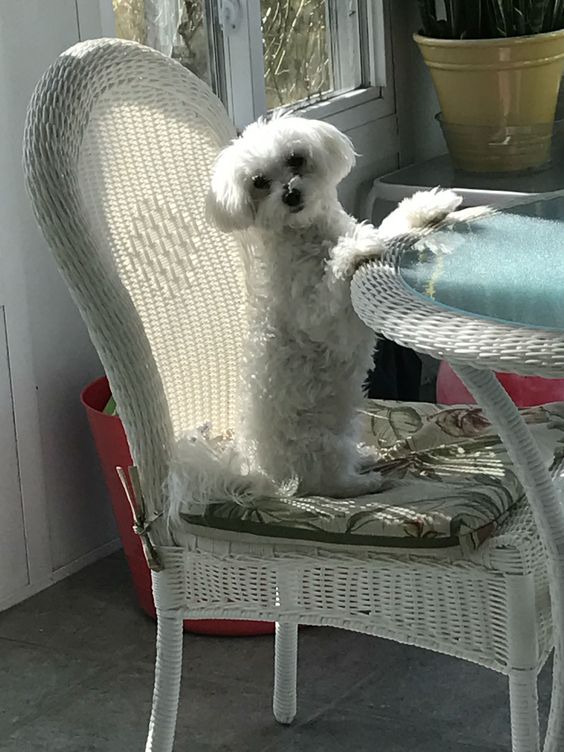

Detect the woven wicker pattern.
xmin=352 ymin=238 xmax=564 ymax=752
xmin=24 ymin=39 xmax=559 ymax=752
xmin=152 ymin=496 xmax=551 ymax=674
xmin=352 ymin=236 xmax=564 ymax=377
xmin=24 ymin=39 xmax=242 ymax=534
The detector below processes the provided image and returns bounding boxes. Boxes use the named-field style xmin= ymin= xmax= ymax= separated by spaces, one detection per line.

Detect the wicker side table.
xmin=352 ymin=193 xmax=564 ymax=752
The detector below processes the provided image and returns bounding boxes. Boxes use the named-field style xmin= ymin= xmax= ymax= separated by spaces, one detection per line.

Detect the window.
xmin=109 ymin=0 xmax=390 ymax=129
xmin=261 ymin=0 xmax=368 ymax=110
xmin=262 ymin=0 xmax=333 ymax=109
xmin=111 ymin=1 xmax=214 ymax=85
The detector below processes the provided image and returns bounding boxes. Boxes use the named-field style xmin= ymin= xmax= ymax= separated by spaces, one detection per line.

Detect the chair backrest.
xmin=23 ymin=39 xmax=245 ymax=520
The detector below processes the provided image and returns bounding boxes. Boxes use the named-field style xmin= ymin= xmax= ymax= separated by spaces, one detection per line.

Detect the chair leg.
xmin=145 ymin=611 xmax=184 ymax=752
xmin=509 ymin=670 xmax=540 ymax=752
xmin=273 ymin=622 xmax=298 ymax=725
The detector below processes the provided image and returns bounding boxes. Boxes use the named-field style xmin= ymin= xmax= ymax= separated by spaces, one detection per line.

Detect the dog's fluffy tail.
xmin=165 ymin=425 xmax=295 ymax=532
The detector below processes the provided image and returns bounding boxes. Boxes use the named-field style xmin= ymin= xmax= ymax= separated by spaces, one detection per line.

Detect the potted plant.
xmin=415 ymin=1 xmax=564 ymax=172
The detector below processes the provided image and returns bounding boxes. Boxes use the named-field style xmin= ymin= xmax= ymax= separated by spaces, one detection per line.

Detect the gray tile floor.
xmin=0 ymin=551 xmax=552 ymax=751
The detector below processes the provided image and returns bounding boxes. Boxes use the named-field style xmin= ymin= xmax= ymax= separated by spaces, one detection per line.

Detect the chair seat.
xmin=180 ymin=400 xmax=564 ymax=551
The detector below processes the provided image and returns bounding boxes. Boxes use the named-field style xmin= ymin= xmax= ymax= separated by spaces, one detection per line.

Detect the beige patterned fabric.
xmin=181 ymin=400 xmax=564 ymax=550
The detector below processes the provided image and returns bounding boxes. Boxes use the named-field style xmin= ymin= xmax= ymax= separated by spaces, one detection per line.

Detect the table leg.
xmin=453 ymin=364 xmax=564 ymax=752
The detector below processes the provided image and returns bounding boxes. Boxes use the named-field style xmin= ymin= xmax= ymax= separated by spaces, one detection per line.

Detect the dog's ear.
xmin=206 ymin=185 xmax=254 ymax=233
xmin=206 ymin=149 xmax=255 ymax=233
xmin=315 ymin=121 xmax=356 ymax=183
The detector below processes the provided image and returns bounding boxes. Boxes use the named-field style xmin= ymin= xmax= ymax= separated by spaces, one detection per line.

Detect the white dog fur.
xmin=165 ymin=117 xmax=465 ymax=529
xmin=200 ymin=114 xmax=463 ymax=499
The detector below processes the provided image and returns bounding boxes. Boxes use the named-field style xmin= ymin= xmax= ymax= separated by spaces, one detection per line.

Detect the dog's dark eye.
xmin=252 ymin=175 xmax=270 ymax=189
xmin=287 ymin=153 xmax=305 ymax=170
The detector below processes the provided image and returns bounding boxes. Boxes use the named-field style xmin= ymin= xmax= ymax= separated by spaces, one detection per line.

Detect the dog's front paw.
xmin=410 ymin=187 xmax=463 ymax=223
xmin=329 ymin=222 xmax=385 ymax=280
xmin=379 ymin=187 xmax=463 ymax=239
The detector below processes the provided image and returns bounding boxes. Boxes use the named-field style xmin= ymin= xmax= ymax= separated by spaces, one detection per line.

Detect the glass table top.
xmin=400 ymin=194 xmax=564 ymax=332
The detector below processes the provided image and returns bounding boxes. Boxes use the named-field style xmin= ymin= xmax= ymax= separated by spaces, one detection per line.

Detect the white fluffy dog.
xmin=206 ymin=115 xmax=462 ymax=498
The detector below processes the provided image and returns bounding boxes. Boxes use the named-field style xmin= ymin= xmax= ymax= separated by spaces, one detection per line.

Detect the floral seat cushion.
xmin=181 ymin=400 xmax=564 ymax=551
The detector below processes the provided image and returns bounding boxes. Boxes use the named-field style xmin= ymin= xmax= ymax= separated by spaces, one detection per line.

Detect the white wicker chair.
xmin=24 ymin=39 xmax=555 ymax=752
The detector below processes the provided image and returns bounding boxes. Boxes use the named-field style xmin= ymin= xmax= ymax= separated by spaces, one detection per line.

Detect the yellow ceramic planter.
xmin=415 ymin=29 xmax=564 ymax=173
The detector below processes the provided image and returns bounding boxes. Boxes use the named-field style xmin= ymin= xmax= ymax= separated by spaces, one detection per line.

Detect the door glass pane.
xmin=261 ymin=0 xmax=332 ymax=109
xmin=174 ymin=1 xmax=211 ymax=85
xmin=113 ymin=0 xmax=146 ymax=43
xmin=112 ymin=0 xmax=212 ymax=87
xmin=261 ymin=0 xmax=363 ymax=110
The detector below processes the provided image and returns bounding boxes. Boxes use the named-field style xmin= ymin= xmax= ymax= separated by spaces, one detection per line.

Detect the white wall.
xmin=0 ymin=1 xmax=118 ymax=611
xmin=339 ymin=111 xmax=400 ymax=214
xmin=391 ymin=1 xmax=447 ymax=168
xmin=0 ymin=308 xmax=28 ymax=601
xmin=364 ymin=0 xmax=449 ymax=228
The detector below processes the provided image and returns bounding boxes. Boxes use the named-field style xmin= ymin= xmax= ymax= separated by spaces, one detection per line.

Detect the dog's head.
xmin=207 ymin=115 xmax=355 ymax=233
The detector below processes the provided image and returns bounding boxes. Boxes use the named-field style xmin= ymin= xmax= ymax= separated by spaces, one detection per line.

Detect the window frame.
xmin=219 ymin=0 xmax=267 ymax=127
xmin=219 ymin=0 xmax=392 ymax=128
xmin=89 ymin=0 xmax=394 ymax=131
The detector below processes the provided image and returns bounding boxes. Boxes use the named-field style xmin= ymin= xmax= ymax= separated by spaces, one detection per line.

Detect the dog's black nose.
xmin=282 ymin=187 xmax=302 ymax=207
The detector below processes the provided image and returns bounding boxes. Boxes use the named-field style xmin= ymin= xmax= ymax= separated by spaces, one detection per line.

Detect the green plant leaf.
xmin=530 ymin=0 xmax=549 ymax=32
xmin=417 ymin=0 xmax=438 ymax=35
xmin=444 ymin=0 xmax=454 ymax=31
xmin=453 ymin=0 xmax=468 ymax=37
xmin=435 ymin=19 xmax=452 ymax=37
xmin=553 ymin=0 xmax=564 ymax=28
xmin=493 ymin=0 xmax=509 ymax=35
xmin=461 ymin=0 xmax=486 ymax=38
xmin=514 ymin=6 xmax=527 ymax=32
xmin=418 ymin=0 xmax=563 ymax=37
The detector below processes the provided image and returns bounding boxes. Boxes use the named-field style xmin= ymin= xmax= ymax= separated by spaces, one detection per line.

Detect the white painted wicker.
xmin=23 ymin=39 xmax=556 ymax=752
xmin=351 ymin=225 xmax=564 ymax=378
xmin=24 ymin=37 xmax=244 ymax=541
xmin=352 ymin=239 xmax=564 ymax=752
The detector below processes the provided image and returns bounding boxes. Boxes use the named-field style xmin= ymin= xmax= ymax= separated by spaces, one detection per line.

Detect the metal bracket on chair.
xmin=218 ymin=0 xmax=242 ymax=32
xmin=117 ymin=466 xmax=163 ymax=572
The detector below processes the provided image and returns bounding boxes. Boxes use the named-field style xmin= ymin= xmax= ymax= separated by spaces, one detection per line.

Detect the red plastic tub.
xmin=81 ymin=376 xmax=274 ymax=636
xmin=437 ymin=361 xmax=564 ymax=408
